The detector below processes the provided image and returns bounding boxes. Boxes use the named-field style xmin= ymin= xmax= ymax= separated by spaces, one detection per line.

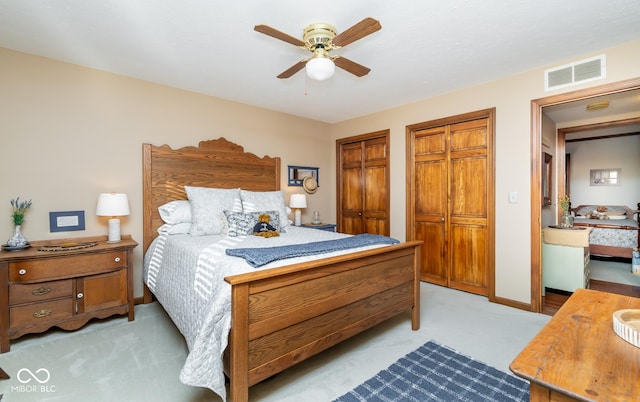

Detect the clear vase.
xmin=7 ymin=225 xmax=28 ymax=247
xmin=560 ymin=211 xmax=574 ymax=228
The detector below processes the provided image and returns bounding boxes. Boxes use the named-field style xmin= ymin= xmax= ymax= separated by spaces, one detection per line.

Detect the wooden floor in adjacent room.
xmin=542 ymin=280 xmax=640 ymax=316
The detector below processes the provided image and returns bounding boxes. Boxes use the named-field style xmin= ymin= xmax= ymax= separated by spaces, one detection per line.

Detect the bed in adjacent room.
xmin=571 ymin=204 xmax=639 ymax=259
xmin=141 ymin=137 xmax=421 ymax=402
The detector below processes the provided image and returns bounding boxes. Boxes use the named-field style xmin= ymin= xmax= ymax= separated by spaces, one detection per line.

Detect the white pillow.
xmin=157 ymin=222 xmax=191 ymax=235
xmin=185 ymin=186 xmax=242 ymax=236
xmin=158 ymin=200 xmax=192 ymax=224
xmin=240 ymin=190 xmax=289 ymax=232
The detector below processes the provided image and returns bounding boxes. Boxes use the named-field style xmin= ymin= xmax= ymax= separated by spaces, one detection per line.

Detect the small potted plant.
xmin=7 ymin=197 xmax=32 ymax=248
xmin=558 ymin=194 xmax=573 ymax=228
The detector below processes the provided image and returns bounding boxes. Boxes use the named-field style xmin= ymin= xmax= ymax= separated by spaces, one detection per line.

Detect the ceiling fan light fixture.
xmin=306 ymin=55 xmax=334 ymax=81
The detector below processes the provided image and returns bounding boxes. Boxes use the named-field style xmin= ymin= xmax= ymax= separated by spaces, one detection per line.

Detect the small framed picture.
xmin=49 ymin=210 xmax=86 ymax=232
xmin=590 ymin=168 xmax=620 ymax=186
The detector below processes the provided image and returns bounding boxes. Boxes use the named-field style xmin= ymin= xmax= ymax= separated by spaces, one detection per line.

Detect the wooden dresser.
xmin=0 ymin=235 xmax=137 ymax=353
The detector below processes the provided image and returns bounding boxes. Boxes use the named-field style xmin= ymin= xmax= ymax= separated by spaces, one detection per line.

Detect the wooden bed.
xmin=571 ymin=203 xmax=640 ymax=259
xmin=142 ymin=137 xmax=421 ymax=401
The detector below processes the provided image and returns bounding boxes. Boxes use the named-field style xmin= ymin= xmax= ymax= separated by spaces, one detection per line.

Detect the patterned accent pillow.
xmin=158 ymin=200 xmax=192 ymax=224
xmin=240 ymin=190 xmax=289 ymax=232
xmin=185 ymin=186 xmax=242 ymax=236
xmin=224 ymin=210 xmax=280 ymax=237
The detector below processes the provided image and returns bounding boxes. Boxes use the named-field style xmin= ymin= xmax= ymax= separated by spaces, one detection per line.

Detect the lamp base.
xmin=294 ymin=209 xmax=302 ymax=226
xmin=107 ymin=218 xmax=122 ymax=243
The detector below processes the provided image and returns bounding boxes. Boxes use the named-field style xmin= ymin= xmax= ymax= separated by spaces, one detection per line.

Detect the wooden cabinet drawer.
xmin=9 ymin=251 xmax=127 ymax=282
xmin=10 ymin=298 xmax=74 ymax=329
xmin=9 ymin=279 xmax=73 ymax=305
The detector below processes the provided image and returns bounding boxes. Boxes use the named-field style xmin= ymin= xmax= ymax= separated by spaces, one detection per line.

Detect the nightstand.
xmin=0 ymin=235 xmax=137 ymax=353
xmin=302 ymin=223 xmax=337 ymax=232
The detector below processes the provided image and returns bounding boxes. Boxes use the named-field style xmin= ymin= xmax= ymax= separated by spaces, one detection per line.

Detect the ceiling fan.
xmin=254 ymin=17 xmax=381 ymax=81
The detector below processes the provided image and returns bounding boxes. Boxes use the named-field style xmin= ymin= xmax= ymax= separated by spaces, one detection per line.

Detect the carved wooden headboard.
xmin=142 ymin=137 xmax=281 ymax=253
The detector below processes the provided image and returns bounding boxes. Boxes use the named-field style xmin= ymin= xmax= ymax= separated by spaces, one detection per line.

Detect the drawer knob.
xmin=77 ymin=292 xmax=84 ymax=299
xmin=33 ymin=309 xmax=52 ymax=318
xmin=18 ymin=268 xmax=27 ymax=275
xmin=114 ymin=257 xmax=121 ymax=263
xmin=32 ymin=287 xmax=52 ymax=296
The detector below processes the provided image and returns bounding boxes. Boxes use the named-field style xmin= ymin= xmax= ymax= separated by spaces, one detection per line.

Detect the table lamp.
xmin=289 ymin=194 xmax=307 ymax=226
xmin=96 ymin=193 xmax=130 ymax=243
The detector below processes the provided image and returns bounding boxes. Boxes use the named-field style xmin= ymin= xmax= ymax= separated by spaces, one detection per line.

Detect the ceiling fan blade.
xmin=334 ymin=57 xmax=371 ymax=77
xmin=254 ymin=24 xmax=305 ymax=47
xmin=277 ymin=60 xmax=307 ymax=79
xmin=332 ymin=17 xmax=381 ymax=47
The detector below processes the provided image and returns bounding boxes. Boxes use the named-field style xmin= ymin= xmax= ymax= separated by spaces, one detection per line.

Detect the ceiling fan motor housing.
xmin=303 ymin=23 xmax=337 ymax=50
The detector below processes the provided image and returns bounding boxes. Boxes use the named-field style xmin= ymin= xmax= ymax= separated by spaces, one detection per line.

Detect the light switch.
xmin=509 ymin=191 xmax=518 ymax=203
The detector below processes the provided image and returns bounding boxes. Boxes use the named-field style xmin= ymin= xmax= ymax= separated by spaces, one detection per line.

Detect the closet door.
xmin=412 ymin=126 xmax=448 ymax=285
xmin=407 ymin=110 xmax=494 ymax=297
xmin=337 ymin=131 xmax=390 ymax=236
xmin=448 ymin=119 xmax=490 ymax=295
xmin=340 ymin=142 xmax=365 ymax=234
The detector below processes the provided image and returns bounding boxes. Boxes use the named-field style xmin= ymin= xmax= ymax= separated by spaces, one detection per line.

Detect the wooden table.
xmin=510 ymin=289 xmax=640 ymax=401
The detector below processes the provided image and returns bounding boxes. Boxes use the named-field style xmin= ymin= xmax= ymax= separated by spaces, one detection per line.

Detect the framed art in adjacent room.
xmin=590 ymin=168 xmax=620 ymax=186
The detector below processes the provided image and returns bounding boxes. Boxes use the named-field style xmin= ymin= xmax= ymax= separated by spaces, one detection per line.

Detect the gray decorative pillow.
xmin=240 ymin=190 xmax=289 ymax=232
xmin=224 ymin=210 xmax=280 ymax=237
xmin=185 ymin=186 xmax=242 ymax=236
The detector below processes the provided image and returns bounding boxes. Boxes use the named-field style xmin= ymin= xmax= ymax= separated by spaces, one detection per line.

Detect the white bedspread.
xmin=143 ymin=227 xmax=389 ymax=401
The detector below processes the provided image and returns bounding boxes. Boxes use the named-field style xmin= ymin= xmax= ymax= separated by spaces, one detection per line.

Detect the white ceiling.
xmin=1 ymin=1 xmax=639 ymax=124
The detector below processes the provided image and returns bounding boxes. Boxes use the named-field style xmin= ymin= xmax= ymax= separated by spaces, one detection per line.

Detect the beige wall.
xmin=2 ymin=39 xmax=639 ymax=304
xmin=566 ymin=135 xmax=640 ymax=208
xmin=329 ymin=39 xmax=640 ymax=304
xmin=0 ymin=47 xmax=332 ymax=297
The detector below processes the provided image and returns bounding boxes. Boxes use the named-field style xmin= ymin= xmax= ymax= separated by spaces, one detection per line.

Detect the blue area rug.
xmin=334 ymin=340 xmax=529 ymax=402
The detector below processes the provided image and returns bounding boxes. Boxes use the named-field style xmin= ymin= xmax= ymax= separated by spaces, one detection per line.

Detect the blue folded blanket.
xmin=226 ymin=234 xmax=399 ymax=267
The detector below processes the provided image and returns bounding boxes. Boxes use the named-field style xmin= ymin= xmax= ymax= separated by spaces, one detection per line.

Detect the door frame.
xmin=530 ymin=77 xmax=640 ymax=312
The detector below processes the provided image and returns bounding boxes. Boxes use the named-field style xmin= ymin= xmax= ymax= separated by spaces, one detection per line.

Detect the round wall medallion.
xmin=302 ymin=176 xmax=318 ymax=194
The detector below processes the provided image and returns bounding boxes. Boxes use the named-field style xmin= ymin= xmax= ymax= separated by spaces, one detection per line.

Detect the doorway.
xmin=530 ymin=77 xmax=640 ymax=313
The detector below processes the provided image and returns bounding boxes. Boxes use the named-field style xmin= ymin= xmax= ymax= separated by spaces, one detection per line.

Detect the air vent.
xmin=545 ymin=54 xmax=606 ymax=91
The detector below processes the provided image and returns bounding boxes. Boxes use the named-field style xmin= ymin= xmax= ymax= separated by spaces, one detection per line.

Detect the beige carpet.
xmin=0 ymin=283 xmax=550 ymax=402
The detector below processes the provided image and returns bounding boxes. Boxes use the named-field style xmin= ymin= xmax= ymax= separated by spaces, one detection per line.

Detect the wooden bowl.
xmin=613 ymin=309 xmax=640 ymax=348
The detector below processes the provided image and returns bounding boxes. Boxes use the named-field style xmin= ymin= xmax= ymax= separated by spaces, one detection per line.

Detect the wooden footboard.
xmin=224 ymin=240 xmax=421 ymax=402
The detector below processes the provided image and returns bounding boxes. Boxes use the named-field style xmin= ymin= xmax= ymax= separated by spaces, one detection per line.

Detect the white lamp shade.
xmin=306 ymin=57 xmax=335 ymax=81
xmin=289 ymin=194 xmax=307 ymax=209
xmin=96 ymin=193 xmax=130 ymax=216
